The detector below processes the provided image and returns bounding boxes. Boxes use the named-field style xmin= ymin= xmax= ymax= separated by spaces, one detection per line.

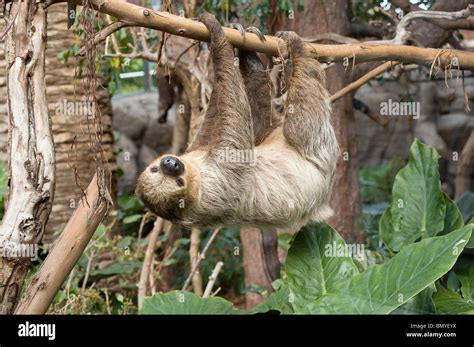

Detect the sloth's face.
xmin=135 ymin=155 xmax=199 ymax=222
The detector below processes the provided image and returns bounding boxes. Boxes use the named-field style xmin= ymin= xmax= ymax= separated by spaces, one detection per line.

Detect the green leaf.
xmin=140 ymin=291 xmax=236 ymax=314
xmin=285 ymin=223 xmax=359 ymax=311
xmin=380 ymin=140 xmax=446 ymax=251
xmin=92 ymin=261 xmax=142 ymax=276
xmin=446 ymin=271 xmax=461 ymax=292
xmin=441 ymin=193 xmax=464 ymax=235
xmin=467 ymin=222 xmax=474 ymax=248
xmin=456 ymin=264 xmax=474 ymax=302
xmin=456 ymin=191 xmax=474 ymax=223
xmin=433 ymin=286 xmax=474 ymax=314
xmin=312 ymin=227 xmax=471 ymax=314
xmin=392 ymin=284 xmax=436 ymax=314
xmin=122 ymin=214 xmax=143 ymax=224
xmin=250 ymin=282 xmax=294 ymax=314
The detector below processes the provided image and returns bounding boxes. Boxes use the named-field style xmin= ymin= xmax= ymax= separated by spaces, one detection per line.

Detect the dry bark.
xmin=0 ymin=1 xmax=54 ymax=314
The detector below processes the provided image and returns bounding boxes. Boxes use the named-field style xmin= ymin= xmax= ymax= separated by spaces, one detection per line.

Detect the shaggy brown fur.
xmin=136 ymin=12 xmax=339 ymax=228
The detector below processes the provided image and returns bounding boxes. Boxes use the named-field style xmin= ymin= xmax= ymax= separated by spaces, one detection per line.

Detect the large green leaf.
xmin=433 ymin=286 xmax=474 ymax=314
xmin=140 ymin=291 xmax=236 ymax=314
xmin=312 ymin=227 xmax=471 ymax=314
xmin=285 ymin=223 xmax=359 ymax=311
xmin=250 ymin=282 xmax=294 ymax=314
xmin=380 ymin=140 xmax=446 ymax=251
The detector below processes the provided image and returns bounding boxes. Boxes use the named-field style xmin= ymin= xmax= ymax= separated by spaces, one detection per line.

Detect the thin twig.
xmin=76 ymin=21 xmax=130 ymax=56
xmin=203 ymin=261 xmax=224 ymax=298
xmin=330 ymin=61 xmax=401 ymax=102
xmin=0 ymin=2 xmax=20 ymax=41
xmin=182 ymin=228 xmax=220 ymax=291
xmin=138 ymin=217 xmax=164 ymax=309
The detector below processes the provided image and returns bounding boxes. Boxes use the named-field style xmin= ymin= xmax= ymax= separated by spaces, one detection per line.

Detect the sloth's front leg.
xmin=276 ymin=31 xmax=339 ymax=174
xmin=188 ymin=13 xmax=253 ymax=156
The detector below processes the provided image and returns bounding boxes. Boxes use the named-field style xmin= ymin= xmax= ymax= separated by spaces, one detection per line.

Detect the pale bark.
xmin=189 ymin=227 xmax=203 ymax=296
xmin=138 ymin=217 xmax=163 ymax=310
xmin=0 ymin=1 xmax=54 ymax=314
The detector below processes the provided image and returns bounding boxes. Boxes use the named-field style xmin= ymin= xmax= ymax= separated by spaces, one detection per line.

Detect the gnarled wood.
xmin=0 ymin=1 xmax=54 ymax=314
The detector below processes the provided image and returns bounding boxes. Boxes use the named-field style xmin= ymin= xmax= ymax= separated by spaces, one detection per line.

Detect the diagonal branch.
xmin=77 ymin=20 xmax=130 ymax=56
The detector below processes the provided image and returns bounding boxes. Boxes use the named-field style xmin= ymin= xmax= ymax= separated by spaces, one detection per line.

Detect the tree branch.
xmin=49 ymin=0 xmax=474 ymax=71
xmin=182 ymin=228 xmax=219 ymax=292
xmin=330 ymin=61 xmax=401 ymax=103
xmin=202 ymin=261 xmax=223 ymax=298
xmin=15 ymin=172 xmax=111 ymax=314
xmin=138 ymin=217 xmax=163 ymax=310
xmin=76 ymin=20 xmax=130 ymax=56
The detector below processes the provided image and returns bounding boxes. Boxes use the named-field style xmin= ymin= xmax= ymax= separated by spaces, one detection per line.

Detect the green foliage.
xmin=359 ymin=158 xmax=404 ymax=250
xmin=380 ymin=140 xmax=448 ymax=251
xmin=359 ymin=158 xmax=404 ymax=204
xmin=200 ymin=0 xmax=303 ymax=33
xmin=140 ymin=290 xmax=236 ymax=314
xmin=285 ymin=223 xmax=359 ymax=311
xmin=456 ymin=191 xmax=474 ymax=223
xmin=313 ymin=227 xmax=469 ymax=314
xmin=433 ymin=286 xmax=474 ymax=314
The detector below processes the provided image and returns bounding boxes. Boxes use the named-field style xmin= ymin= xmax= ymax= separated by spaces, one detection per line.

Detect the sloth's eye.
xmin=176 ymin=178 xmax=185 ymax=187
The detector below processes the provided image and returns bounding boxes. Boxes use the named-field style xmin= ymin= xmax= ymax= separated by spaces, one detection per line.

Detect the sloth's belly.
xmin=239 ymin=143 xmax=332 ymax=227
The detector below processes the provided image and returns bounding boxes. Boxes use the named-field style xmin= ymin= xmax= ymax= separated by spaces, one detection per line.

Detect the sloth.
xmin=135 ymin=12 xmax=339 ymax=228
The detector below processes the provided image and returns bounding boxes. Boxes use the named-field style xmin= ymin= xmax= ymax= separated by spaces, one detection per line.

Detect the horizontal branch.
xmin=51 ymin=0 xmax=474 ymax=71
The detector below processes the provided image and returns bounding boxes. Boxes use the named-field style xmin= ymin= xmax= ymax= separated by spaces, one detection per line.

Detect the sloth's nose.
xmin=159 ymin=156 xmax=184 ymax=176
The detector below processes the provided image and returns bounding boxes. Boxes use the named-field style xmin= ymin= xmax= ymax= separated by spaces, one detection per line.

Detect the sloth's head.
xmin=135 ymin=154 xmax=200 ymax=222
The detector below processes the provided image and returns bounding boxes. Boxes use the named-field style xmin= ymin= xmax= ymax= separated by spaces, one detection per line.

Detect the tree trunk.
xmin=0 ymin=1 xmax=54 ymax=314
xmin=240 ymin=227 xmax=280 ymax=308
xmin=274 ymin=0 xmax=364 ymax=242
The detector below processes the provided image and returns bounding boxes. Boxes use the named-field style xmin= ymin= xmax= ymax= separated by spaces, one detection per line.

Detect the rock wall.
xmin=112 ymin=92 xmax=174 ymax=195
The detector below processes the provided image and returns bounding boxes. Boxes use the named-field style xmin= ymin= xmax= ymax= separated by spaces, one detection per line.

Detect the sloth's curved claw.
xmin=245 ymin=26 xmax=266 ymax=42
xmin=275 ymin=31 xmax=304 ymax=57
xmin=229 ymin=23 xmax=245 ymax=37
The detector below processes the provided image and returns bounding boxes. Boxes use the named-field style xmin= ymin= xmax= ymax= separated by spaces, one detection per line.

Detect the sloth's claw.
xmin=245 ymin=26 xmax=266 ymax=42
xmin=275 ymin=31 xmax=304 ymax=57
xmin=229 ymin=23 xmax=245 ymax=37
